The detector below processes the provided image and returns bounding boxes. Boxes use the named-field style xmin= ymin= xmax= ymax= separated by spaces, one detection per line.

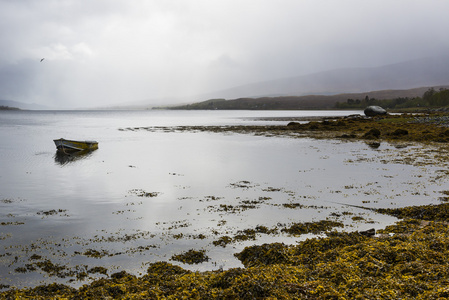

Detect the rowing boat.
xmin=53 ymin=138 xmax=98 ymax=152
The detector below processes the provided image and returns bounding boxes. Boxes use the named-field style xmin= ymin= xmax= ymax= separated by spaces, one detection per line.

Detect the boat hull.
xmin=53 ymin=138 xmax=98 ymax=152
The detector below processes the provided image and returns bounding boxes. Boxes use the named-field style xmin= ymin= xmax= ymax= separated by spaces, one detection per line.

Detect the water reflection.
xmin=54 ymin=149 xmax=96 ymax=165
xmin=366 ymin=141 xmax=381 ymax=149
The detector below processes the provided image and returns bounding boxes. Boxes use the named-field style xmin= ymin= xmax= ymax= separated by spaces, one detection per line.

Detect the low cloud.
xmin=1 ymin=0 xmax=448 ymax=108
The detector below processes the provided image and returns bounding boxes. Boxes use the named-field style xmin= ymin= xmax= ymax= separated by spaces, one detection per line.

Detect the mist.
xmin=1 ymin=0 xmax=448 ymax=108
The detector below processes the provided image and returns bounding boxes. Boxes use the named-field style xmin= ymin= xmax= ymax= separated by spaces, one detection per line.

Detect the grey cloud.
xmin=0 ymin=0 xmax=448 ymax=108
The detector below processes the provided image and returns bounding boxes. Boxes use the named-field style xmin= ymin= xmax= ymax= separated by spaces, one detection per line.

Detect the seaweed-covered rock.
xmin=364 ymin=106 xmax=387 ymax=116
xmin=30 ymin=283 xmax=77 ymax=297
xmin=391 ymin=128 xmax=409 ymax=136
xmin=359 ymin=228 xmax=376 ymax=237
xmin=146 ymin=261 xmax=189 ymax=278
xmin=235 ymin=243 xmax=291 ymax=267
xmin=363 ymin=128 xmax=381 ymax=139
xmin=281 ymin=220 xmax=344 ymax=236
xmin=287 ymin=121 xmax=300 ymax=127
xmin=376 ymin=203 xmax=449 ymax=221
xmin=171 ymin=249 xmax=209 ymax=264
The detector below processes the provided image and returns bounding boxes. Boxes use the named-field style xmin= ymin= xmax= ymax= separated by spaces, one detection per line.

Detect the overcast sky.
xmin=1 ymin=0 xmax=448 ymax=108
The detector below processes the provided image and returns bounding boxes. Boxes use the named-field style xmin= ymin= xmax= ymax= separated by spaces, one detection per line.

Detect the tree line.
xmin=335 ymin=88 xmax=449 ymax=109
xmin=0 ymin=106 xmax=20 ymax=110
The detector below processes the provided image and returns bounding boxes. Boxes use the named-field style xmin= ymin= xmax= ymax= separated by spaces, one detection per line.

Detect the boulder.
xmin=364 ymin=106 xmax=387 ymax=116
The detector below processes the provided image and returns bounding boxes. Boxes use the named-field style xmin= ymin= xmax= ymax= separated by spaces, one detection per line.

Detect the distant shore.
xmin=0 ymin=106 xmax=20 ymax=110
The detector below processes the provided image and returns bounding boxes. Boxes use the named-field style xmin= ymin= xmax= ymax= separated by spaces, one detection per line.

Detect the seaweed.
xmin=171 ymin=249 xmax=210 ymax=264
xmin=4 ymin=220 xmax=449 ymax=299
xmin=281 ymin=220 xmax=344 ymax=236
xmin=376 ymin=203 xmax=449 ymax=221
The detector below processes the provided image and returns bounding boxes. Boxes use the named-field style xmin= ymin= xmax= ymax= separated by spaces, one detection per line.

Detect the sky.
xmin=1 ymin=0 xmax=449 ymax=108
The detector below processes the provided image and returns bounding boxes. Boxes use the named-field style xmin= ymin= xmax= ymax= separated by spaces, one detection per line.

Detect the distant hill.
xmin=0 ymin=106 xmax=20 ymax=110
xmin=194 ymin=55 xmax=449 ymax=101
xmin=166 ymin=86 xmax=449 ymax=110
xmin=0 ymin=99 xmax=49 ymax=110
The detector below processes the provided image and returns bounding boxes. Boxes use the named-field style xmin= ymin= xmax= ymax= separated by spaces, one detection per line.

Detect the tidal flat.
xmin=1 ymin=110 xmax=449 ymax=298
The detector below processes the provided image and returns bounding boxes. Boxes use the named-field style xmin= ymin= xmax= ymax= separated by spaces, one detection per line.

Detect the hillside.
xmin=0 ymin=99 xmax=49 ymax=110
xmin=166 ymin=86 xmax=449 ymax=110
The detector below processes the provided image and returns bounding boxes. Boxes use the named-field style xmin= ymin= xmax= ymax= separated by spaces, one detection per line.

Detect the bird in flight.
xmin=40 ymin=58 xmax=45 ymax=62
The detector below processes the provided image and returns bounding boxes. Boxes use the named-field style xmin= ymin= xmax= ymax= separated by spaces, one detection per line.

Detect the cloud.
xmin=0 ymin=0 xmax=448 ymax=108
xmin=33 ymin=42 xmax=94 ymax=61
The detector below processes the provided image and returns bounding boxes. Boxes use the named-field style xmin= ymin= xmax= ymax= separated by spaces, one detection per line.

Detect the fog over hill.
xmin=0 ymin=99 xmax=49 ymax=110
xmin=2 ymin=55 xmax=448 ymax=110
xmin=196 ymin=55 xmax=449 ymax=101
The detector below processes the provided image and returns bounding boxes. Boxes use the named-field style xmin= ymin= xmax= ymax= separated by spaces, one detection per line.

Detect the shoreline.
xmin=121 ymin=112 xmax=449 ymax=143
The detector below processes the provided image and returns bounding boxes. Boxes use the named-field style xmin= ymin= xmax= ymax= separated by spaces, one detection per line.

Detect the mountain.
xmin=0 ymin=99 xmax=49 ymax=110
xmin=196 ymin=55 xmax=449 ymax=101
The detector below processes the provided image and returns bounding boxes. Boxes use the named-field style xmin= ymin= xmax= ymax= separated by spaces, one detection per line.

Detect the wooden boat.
xmin=53 ymin=138 xmax=98 ymax=152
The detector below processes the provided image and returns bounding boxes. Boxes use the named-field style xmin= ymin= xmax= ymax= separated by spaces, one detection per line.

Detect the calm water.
xmin=0 ymin=109 xmax=447 ymax=288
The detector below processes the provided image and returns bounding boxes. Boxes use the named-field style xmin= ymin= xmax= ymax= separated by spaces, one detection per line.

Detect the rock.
xmin=364 ymin=106 xmax=387 ymax=117
xmin=363 ymin=128 xmax=381 ymax=139
xmin=392 ymin=128 xmax=408 ymax=136
xmin=359 ymin=228 xmax=376 ymax=237
xmin=287 ymin=121 xmax=300 ymax=127
xmin=345 ymin=114 xmax=363 ymax=119
xmin=366 ymin=141 xmax=381 ymax=148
